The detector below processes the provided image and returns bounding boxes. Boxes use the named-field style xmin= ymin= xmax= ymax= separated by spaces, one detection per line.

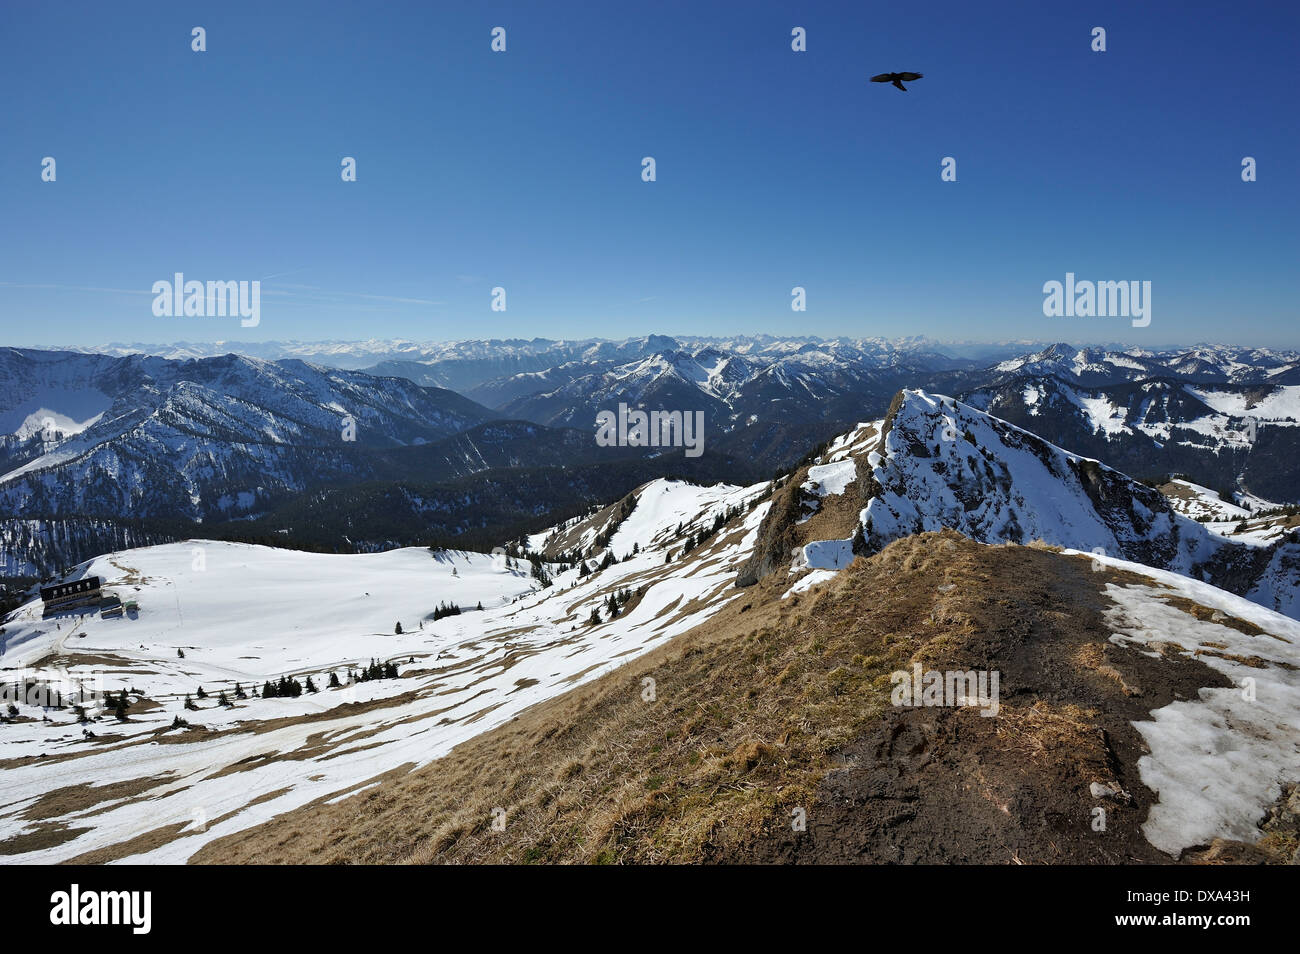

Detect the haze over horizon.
xmin=12 ymin=334 xmax=1300 ymax=361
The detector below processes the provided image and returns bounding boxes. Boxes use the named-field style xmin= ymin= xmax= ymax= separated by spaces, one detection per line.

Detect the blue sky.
xmin=1 ymin=0 xmax=1296 ymax=348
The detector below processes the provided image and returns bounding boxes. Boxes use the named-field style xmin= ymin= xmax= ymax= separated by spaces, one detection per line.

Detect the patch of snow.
xmin=802 ymin=459 xmax=857 ymax=499
xmin=1100 ymin=574 xmax=1300 ymax=856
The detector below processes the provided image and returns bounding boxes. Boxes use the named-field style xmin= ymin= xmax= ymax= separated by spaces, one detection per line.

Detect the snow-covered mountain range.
xmin=989 ymin=341 xmax=1300 ymax=385
xmin=4 ymin=338 xmax=1299 ymax=583
xmin=966 ymin=372 xmax=1300 ymax=503
xmin=2 ymin=387 xmax=1297 ymax=864
xmin=0 ymin=348 xmax=500 ymax=528
xmin=67 ymin=334 xmax=1028 ymax=374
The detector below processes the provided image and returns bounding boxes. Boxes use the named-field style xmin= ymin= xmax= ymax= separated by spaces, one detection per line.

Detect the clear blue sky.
xmin=1 ymin=0 xmax=1296 ymax=348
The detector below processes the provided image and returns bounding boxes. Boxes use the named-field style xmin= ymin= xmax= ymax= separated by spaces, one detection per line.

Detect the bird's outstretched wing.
xmin=870 ymin=73 xmax=894 ymax=83
xmin=897 ymin=72 xmax=923 ymax=81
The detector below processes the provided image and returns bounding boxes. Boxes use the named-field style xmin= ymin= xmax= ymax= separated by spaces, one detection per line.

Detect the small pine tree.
xmin=217 ymin=691 xmax=230 ymax=707
xmin=305 ymin=676 xmax=318 ymax=693
xmin=395 ymin=621 xmax=403 ymax=635
xmin=851 ymin=524 xmax=868 ymax=556
xmin=328 ymin=671 xmax=341 ymax=689
xmin=196 ymin=686 xmax=207 ymax=700
xmin=234 ymin=682 xmax=247 ymax=699
xmin=177 ymin=648 xmax=185 ymax=658
xmin=184 ymin=694 xmax=197 ymax=711
xmin=114 ymin=697 xmax=127 ymax=721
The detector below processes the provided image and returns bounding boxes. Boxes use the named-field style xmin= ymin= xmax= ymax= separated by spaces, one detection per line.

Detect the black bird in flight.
xmin=871 ymin=71 xmax=923 ymax=91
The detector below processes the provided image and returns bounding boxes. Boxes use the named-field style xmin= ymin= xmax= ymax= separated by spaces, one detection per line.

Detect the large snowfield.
xmin=0 ymin=480 xmax=770 ymax=863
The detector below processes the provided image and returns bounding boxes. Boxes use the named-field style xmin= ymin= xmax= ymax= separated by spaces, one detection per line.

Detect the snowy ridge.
xmin=0 ymin=349 xmax=495 ymax=523
xmin=785 ymin=390 xmax=1300 ymax=620
xmin=858 ymin=390 xmax=1212 ymax=568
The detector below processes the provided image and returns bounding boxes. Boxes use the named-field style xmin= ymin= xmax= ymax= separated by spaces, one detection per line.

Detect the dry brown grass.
xmin=1072 ymin=641 xmax=1141 ymax=695
xmin=994 ymin=701 xmax=1107 ymax=768
xmin=0 ymin=821 xmax=90 ymax=856
xmin=192 ymin=531 xmax=1107 ymax=864
xmin=18 ymin=775 xmax=167 ymax=822
xmin=198 ymin=533 xmax=1016 ymax=864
